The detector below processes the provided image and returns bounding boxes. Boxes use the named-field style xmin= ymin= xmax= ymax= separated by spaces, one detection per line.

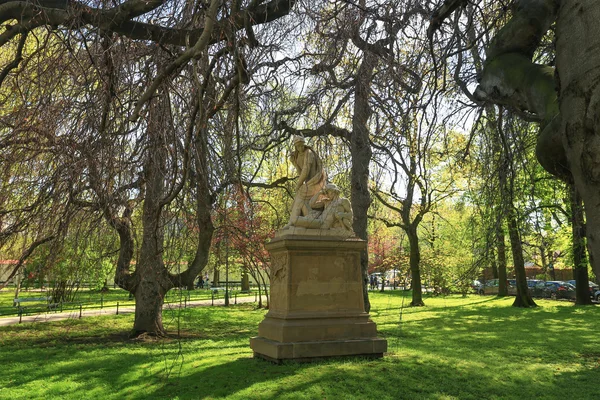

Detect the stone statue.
xmin=284 ymin=135 xmax=327 ymax=228
xmin=291 ymin=184 xmax=353 ymax=231
xmin=277 ymin=135 xmax=354 ymax=237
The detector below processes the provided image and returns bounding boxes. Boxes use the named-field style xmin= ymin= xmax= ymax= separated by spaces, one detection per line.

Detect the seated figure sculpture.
xmin=284 ymin=135 xmax=327 ymax=228
xmin=291 ymin=183 xmax=353 ymax=232
xmin=278 ymin=135 xmax=354 ymax=237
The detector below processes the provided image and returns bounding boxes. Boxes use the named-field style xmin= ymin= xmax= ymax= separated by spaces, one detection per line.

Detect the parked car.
xmin=565 ymin=280 xmax=599 ymax=299
xmin=481 ymin=279 xmax=499 ymax=295
xmin=504 ymin=279 xmax=543 ymax=296
xmin=482 ymin=279 xmax=510 ymax=295
xmin=472 ymin=280 xmax=484 ymax=294
xmin=527 ymin=279 xmax=543 ymax=288
xmin=531 ymin=281 xmax=576 ymax=300
xmin=507 ymin=279 xmax=518 ymax=296
xmin=477 ymin=279 xmax=517 ymax=295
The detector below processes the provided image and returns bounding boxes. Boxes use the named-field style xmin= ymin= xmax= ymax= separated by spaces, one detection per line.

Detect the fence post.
xmin=211 ymin=291 xmax=214 ymax=306
xmin=101 ymin=295 xmax=103 ymax=309
xmin=116 ymin=302 xmax=119 ymax=315
xmin=235 ymin=293 xmax=237 ymax=305
xmin=184 ymin=297 xmax=187 ymax=309
xmin=79 ymin=304 xmax=82 ymax=319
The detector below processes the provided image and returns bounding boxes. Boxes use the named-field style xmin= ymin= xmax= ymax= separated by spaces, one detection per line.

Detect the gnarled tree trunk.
xmin=556 ymin=1 xmax=600 ymax=283
xmin=131 ymin=96 xmax=174 ymax=336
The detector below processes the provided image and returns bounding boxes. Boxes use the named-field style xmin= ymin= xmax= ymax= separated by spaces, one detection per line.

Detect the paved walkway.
xmin=0 ymin=295 xmax=259 ymax=327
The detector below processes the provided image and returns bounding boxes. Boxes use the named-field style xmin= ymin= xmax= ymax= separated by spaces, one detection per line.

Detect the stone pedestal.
xmin=250 ymin=235 xmax=387 ymax=362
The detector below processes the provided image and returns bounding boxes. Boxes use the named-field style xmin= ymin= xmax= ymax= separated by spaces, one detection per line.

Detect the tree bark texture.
xmin=556 ymin=0 xmax=600 ymax=284
xmin=569 ymin=184 xmax=592 ymax=304
xmin=407 ymin=227 xmax=424 ymax=306
xmin=131 ymin=96 xmax=175 ymax=336
xmin=496 ymin=225 xmax=508 ymax=296
xmin=507 ymin=208 xmax=537 ymax=307
xmin=351 ymin=51 xmax=377 ymax=313
xmin=469 ymin=0 xmax=600 ymax=282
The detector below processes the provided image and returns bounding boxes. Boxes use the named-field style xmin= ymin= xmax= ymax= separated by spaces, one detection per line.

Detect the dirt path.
xmin=0 ymin=295 xmax=259 ymax=327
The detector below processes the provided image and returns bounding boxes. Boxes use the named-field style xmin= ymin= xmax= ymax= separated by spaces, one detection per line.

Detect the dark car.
xmin=565 ymin=280 xmax=599 ymax=299
xmin=532 ymin=281 xmax=576 ymax=300
xmin=527 ymin=279 xmax=542 ymax=288
xmin=525 ymin=279 xmax=542 ymax=295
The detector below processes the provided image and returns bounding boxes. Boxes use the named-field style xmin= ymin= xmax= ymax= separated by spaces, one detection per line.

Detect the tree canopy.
xmin=1 ymin=0 xmax=599 ymax=334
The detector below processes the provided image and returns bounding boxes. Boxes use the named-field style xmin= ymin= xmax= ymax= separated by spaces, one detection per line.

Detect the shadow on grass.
xmin=2 ymin=298 xmax=599 ymax=399
xmin=153 ymin=295 xmax=600 ymax=399
xmin=145 ymin=348 xmax=600 ymax=400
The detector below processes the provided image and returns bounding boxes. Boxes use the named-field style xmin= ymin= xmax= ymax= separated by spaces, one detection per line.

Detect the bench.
xmin=13 ymin=297 xmax=50 ymax=307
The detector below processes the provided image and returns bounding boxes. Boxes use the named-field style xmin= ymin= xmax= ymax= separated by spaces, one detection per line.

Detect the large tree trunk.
xmin=131 ymin=96 xmax=174 ymax=337
xmin=569 ymin=184 xmax=592 ymax=305
xmin=241 ymin=270 xmax=250 ymax=292
xmin=556 ymin=1 xmax=600 ymax=283
xmin=491 ymin=248 xmax=499 ymax=279
xmin=133 ymin=187 xmax=172 ymax=336
xmin=407 ymin=226 xmax=424 ymax=306
xmin=507 ymin=208 xmax=537 ymax=308
xmin=179 ymin=133 xmax=215 ymax=290
xmin=497 ymin=224 xmax=508 ymax=296
xmin=133 ymin=256 xmax=171 ymax=336
xmin=441 ymin=0 xmax=600 ymax=284
xmin=351 ymin=51 xmax=377 ymax=313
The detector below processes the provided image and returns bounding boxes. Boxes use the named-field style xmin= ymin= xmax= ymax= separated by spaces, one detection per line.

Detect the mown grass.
xmin=0 ymin=287 xmax=219 ymax=317
xmin=0 ymin=291 xmax=599 ymax=400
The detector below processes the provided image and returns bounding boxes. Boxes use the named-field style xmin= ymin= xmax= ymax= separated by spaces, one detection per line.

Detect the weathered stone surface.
xmin=274 ymin=226 xmax=354 ymax=239
xmin=250 ymin=236 xmax=387 ymax=361
xmin=250 ymin=336 xmax=386 ymax=363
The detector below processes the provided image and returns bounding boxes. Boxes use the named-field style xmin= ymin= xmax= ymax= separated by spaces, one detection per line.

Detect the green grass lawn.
xmin=0 ymin=287 xmax=223 ymax=317
xmin=0 ymin=291 xmax=598 ymax=400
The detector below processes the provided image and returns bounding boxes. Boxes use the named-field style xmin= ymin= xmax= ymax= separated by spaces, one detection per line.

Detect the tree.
xmin=568 ymin=185 xmax=593 ymax=304
xmin=371 ymin=106 xmax=461 ymax=306
xmin=273 ymin=0 xmax=424 ymax=311
xmin=419 ymin=202 xmax=481 ymax=297
xmin=429 ymin=0 xmax=600 ymax=282
xmin=0 ymin=0 xmax=299 ymax=336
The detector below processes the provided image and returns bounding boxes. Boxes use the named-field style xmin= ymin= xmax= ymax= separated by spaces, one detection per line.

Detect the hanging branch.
xmin=0 ymin=236 xmax=55 ymax=290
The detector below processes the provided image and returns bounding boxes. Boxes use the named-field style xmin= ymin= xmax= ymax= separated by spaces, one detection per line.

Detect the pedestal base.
xmin=250 ymin=236 xmax=387 ymax=362
xmin=250 ymin=336 xmax=386 ymax=363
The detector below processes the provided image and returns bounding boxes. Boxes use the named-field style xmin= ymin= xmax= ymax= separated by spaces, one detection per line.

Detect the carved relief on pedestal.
xmin=270 ymin=253 xmax=288 ymax=283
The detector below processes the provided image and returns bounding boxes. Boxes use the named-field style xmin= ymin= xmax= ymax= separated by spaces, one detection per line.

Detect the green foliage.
xmin=419 ymin=201 xmax=481 ymax=295
xmin=26 ymin=225 xmax=118 ymax=303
